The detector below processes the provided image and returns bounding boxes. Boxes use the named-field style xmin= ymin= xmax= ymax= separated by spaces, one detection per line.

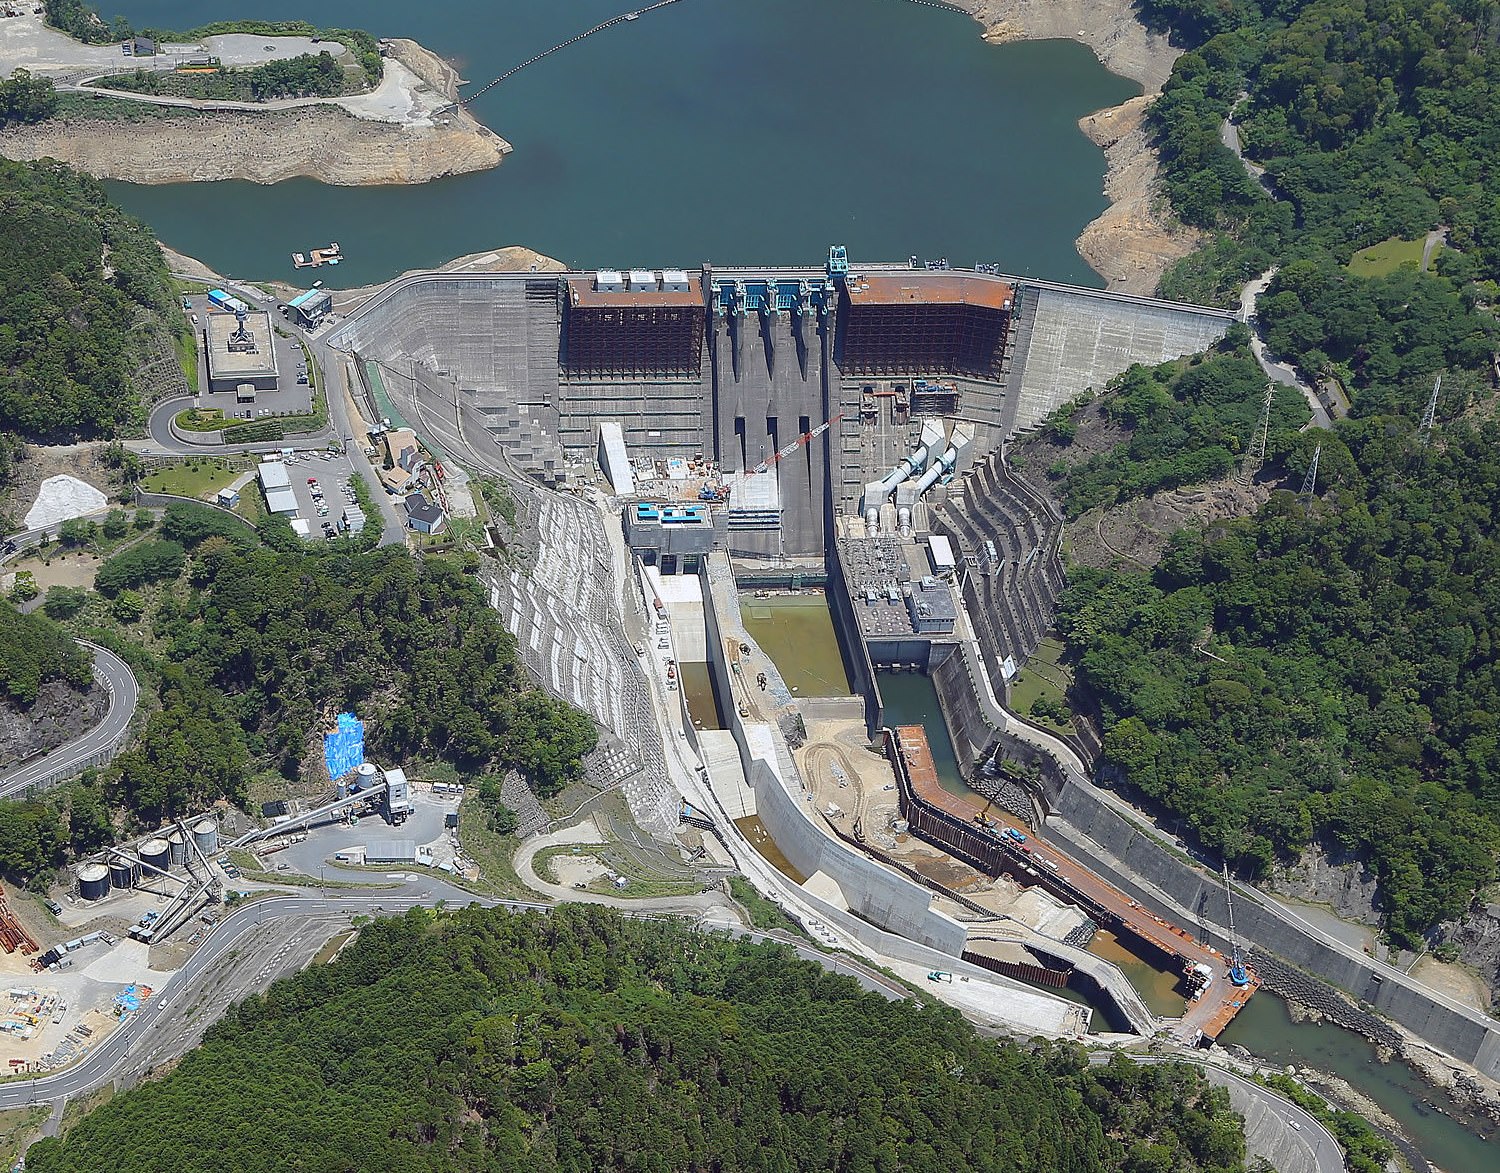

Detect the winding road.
xmin=0 ymin=642 xmax=138 ymax=799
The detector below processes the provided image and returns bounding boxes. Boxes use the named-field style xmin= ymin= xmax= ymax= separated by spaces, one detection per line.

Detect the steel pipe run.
xmin=912 ymin=446 xmax=958 ymax=496
xmin=863 ymin=420 xmax=947 ymax=513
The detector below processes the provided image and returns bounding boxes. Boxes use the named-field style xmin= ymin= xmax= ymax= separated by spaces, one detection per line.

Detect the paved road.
xmin=0 ymin=643 xmax=138 ymax=799
xmin=1090 ymin=1052 xmax=1345 ymax=1173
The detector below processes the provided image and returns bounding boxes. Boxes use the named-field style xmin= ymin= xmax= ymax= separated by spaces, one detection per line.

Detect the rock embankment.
xmin=0 ymin=35 xmax=510 ymax=186
xmin=0 ymin=682 xmax=107 ymax=771
xmin=950 ymin=0 xmax=1194 ymax=294
xmin=1075 ymin=96 xmax=1202 ymax=294
xmin=0 ymin=105 xmax=508 ymax=185
xmin=958 ymin=0 xmax=1178 ymax=92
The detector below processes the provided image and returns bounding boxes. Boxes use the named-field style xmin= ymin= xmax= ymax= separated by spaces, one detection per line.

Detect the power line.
xmin=1419 ymin=374 xmax=1441 ymax=445
xmin=1238 ymin=383 xmax=1276 ymax=484
xmin=1299 ymin=442 xmax=1321 ymax=499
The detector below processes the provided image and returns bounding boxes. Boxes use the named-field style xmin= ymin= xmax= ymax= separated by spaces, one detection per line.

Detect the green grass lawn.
xmin=1008 ymin=637 xmax=1077 ymax=735
xmin=140 ymin=460 xmax=239 ymax=499
xmin=173 ymin=328 xmax=199 ymax=392
xmin=1347 ymin=235 xmax=1432 ymax=277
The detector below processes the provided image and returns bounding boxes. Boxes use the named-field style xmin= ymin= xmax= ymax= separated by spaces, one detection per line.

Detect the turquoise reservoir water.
xmin=103 ymin=0 xmax=1137 ymax=285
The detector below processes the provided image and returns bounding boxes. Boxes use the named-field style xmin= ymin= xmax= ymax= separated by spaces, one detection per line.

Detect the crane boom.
xmin=751 ymin=413 xmax=843 ymax=474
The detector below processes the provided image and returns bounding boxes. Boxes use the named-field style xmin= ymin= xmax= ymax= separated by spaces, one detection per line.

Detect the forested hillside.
xmin=0 ymin=504 xmax=595 ymax=881
xmin=1059 ymin=415 xmax=1500 ymax=944
xmin=1036 ymin=0 xmax=1500 ymax=943
xmin=0 ymin=158 xmax=186 ymax=439
xmin=1145 ymin=0 xmax=1500 ymax=298
xmin=0 ymin=600 xmax=90 ymax=705
xmin=24 ymin=905 xmax=1250 ymax=1173
xmin=1041 ymin=335 xmax=1310 ymax=518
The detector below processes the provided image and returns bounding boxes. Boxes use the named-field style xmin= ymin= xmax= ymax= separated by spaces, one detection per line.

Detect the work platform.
xmin=887 ymin=725 xmax=1258 ymax=1042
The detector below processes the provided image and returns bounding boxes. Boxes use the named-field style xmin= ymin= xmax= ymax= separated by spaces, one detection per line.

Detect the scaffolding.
xmin=562 ymin=277 xmax=706 ymax=379
xmin=836 ymin=275 xmax=1014 ymax=378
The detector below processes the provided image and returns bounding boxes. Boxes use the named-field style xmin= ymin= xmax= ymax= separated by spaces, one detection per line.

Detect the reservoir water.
xmin=103 ymin=0 xmax=1137 ymax=286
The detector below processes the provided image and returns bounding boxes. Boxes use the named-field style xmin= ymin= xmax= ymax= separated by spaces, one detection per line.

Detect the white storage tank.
xmin=139 ymin=837 xmax=171 ymax=873
xmin=108 ymin=858 xmax=138 ymax=890
xmin=167 ymin=830 xmax=188 ymax=867
xmin=192 ymin=818 xmax=218 ymax=857
xmin=78 ymin=863 xmax=110 ymax=902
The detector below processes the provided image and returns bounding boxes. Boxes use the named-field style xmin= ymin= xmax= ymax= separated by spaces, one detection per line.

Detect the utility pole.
xmin=1420 ymin=374 xmax=1441 ymax=445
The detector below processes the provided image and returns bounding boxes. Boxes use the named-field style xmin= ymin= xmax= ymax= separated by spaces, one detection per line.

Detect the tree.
xmin=101 ymin=508 xmax=129 ymax=540
xmin=41 ymin=586 xmax=88 ymax=620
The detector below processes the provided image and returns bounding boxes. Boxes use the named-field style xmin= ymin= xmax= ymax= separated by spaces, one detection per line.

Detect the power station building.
xmin=205 ymin=309 xmax=279 ymax=393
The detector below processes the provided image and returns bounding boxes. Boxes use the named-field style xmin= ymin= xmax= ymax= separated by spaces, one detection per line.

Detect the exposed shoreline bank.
xmin=0 ymin=35 xmax=509 ymax=186
xmin=951 ymin=0 xmax=1194 ymax=294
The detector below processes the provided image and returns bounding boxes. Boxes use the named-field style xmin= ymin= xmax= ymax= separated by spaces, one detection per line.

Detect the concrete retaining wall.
xmin=921 ymin=618 xmax=1500 ymax=1077
xmin=700 ymin=555 xmax=967 ymax=956
xmin=1044 ymin=775 xmax=1500 ymax=1078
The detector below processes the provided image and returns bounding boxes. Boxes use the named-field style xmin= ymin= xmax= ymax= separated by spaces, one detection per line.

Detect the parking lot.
xmin=259 ymin=449 xmax=363 ymax=541
xmin=186 ymin=292 xmax=315 ymax=420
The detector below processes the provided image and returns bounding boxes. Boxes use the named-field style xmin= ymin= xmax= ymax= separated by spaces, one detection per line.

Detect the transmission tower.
xmin=1299 ymin=442 xmax=1322 ymax=499
xmin=1239 ymin=383 xmax=1276 ymax=483
xmin=1419 ymin=374 xmax=1441 ymax=445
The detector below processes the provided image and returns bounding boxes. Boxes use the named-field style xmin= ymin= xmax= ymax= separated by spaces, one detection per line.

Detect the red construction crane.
xmin=751 ymin=413 xmax=843 ymax=475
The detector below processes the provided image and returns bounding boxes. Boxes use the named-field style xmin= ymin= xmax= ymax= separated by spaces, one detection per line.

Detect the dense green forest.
xmin=0 ymin=158 xmax=186 ymax=440
xmin=1041 ymin=334 xmax=1311 ymax=518
xmin=24 ymin=905 xmax=1250 ymax=1173
xmin=1145 ymin=0 xmax=1500 ymax=306
xmin=0 ymin=600 xmax=90 ymax=706
xmin=1058 ymin=415 xmax=1500 ymax=943
xmin=99 ymin=52 xmax=358 ymax=103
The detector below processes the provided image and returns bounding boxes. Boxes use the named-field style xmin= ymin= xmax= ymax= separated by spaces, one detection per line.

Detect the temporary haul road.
xmin=0 ymin=642 xmax=138 ymax=799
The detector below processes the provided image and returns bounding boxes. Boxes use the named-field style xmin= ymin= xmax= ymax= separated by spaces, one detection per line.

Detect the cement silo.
xmin=108 ymin=857 xmax=138 ymax=891
xmin=192 ymin=818 xmax=218 ymax=857
xmin=139 ymin=837 xmax=171 ymax=874
xmin=78 ymin=863 xmax=111 ymax=902
xmin=167 ymin=830 xmax=187 ymax=867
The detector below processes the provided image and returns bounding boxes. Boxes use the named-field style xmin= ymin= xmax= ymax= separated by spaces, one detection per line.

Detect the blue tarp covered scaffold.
xmin=324 ymin=712 xmax=366 ymax=780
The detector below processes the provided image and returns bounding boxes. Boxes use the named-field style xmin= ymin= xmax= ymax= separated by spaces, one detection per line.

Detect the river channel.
xmin=104 ymin=0 xmax=1136 ymax=286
